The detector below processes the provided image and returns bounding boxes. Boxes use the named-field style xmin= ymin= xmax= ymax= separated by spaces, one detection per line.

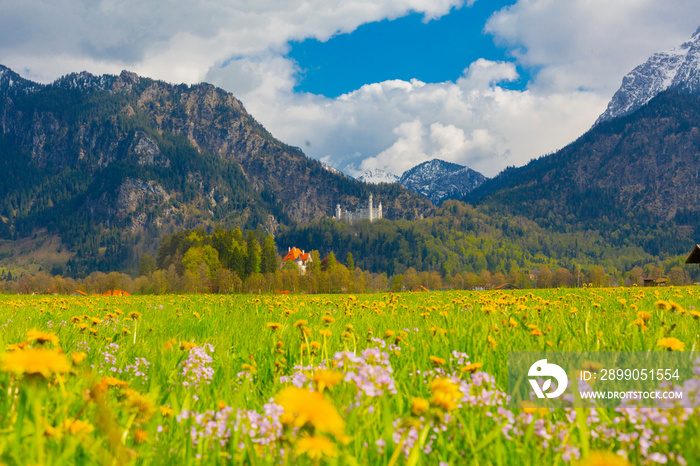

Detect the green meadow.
xmin=0 ymin=287 xmax=698 ymax=465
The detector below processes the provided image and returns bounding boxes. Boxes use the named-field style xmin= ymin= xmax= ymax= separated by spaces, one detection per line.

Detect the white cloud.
xmin=222 ymin=1 xmax=698 ymax=178
xmin=1 ymin=0 xmax=698 ymax=179
xmin=0 ymin=0 xmax=464 ymax=83
xmin=485 ymin=0 xmax=700 ymax=95
xmin=215 ymin=56 xmax=606 ymax=177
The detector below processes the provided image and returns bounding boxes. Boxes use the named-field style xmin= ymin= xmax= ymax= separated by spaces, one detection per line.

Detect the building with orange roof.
xmin=282 ymin=247 xmax=312 ymax=274
xmin=102 ymin=289 xmax=131 ymax=296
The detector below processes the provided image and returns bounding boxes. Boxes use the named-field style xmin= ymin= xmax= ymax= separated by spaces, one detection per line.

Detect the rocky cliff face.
xmin=0 ymin=67 xmax=431 ymax=274
xmin=471 ymin=90 xmax=700 ymax=226
xmin=596 ymin=27 xmax=700 ymax=125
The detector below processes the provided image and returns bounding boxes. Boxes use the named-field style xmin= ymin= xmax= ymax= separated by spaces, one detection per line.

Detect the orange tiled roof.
xmin=282 ymin=247 xmax=310 ymax=262
xmin=102 ymin=289 xmax=131 ymax=296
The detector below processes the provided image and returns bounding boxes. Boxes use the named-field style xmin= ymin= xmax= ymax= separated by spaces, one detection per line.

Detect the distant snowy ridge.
xmin=596 ymin=26 xmax=700 ymax=125
xmin=399 ymin=159 xmax=487 ymax=205
xmin=0 ymin=65 xmax=43 ymax=96
xmin=356 ymin=168 xmax=400 ymax=184
xmin=356 ymin=160 xmax=487 ymax=204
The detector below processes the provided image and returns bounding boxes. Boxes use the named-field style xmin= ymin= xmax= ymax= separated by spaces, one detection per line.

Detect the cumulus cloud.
xmin=486 ymin=0 xmax=700 ymax=95
xmin=213 ymin=56 xmax=606 ymax=177
xmin=1 ymin=0 xmax=698 ymax=179
xmin=0 ymin=0 xmax=464 ymax=83
xmin=204 ymin=1 xmax=700 ymax=178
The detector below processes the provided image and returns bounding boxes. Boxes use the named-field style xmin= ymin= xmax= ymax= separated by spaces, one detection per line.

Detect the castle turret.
xmin=369 ymin=194 xmax=374 ymax=222
xmin=335 ymin=204 xmax=341 ymax=220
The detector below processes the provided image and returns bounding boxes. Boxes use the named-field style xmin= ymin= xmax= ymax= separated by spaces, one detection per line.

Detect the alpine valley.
xmin=3 ymin=27 xmax=700 ymax=280
xmin=0 ymin=66 xmax=431 ymax=275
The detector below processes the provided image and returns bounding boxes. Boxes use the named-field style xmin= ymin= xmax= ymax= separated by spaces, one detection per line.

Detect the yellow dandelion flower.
xmin=322 ymin=315 xmax=336 ymax=324
xmin=429 ymin=355 xmax=446 ymax=366
xmin=487 ymin=335 xmax=497 ymax=348
xmin=668 ymin=300 xmax=686 ymax=314
xmin=123 ymin=389 xmax=156 ymax=424
xmin=180 ymin=341 xmax=197 ymax=351
xmin=385 ymin=330 xmax=395 ymax=338
xmin=632 ymin=318 xmax=647 ymax=329
xmin=570 ymin=307 xmax=579 ymax=315
xmin=267 ymin=322 xmax=283 ymax=331
xmin=637 ymin=311 xmax=652 ymax=321
xmin=294 ymin=319 xmax=308 ymax=328
xmin=241 ymin=363 xmax=257 ymax=374
xmin=129 ymin=311 xmax=142 ymax=320
xmin=6 ymin=342 xmax=29 ymax=352
xmin=275 ymin=386 xmax=345 ymax=437
xmin=26 ymin=329 xmax=59 ymax=345
xmin=690 ymin=310 xmax=700 ymax=320
xmin=160 ymin=406 xmax=174 ymax=417
xmin=312 ymin=369 xmax=344 ymax=393
xmin=90 ymin=317 xmax=102 ymax=326
xmin=319 ymin=329 xmax=332 ymax=338
xmin=530 ymin=328 xmax=543 ymax=337
xmin=411 ymin=397 xmax=430 ymax=416
xmin=430 ymin=377 xmax=462 ymax=411
xmin=63 ymin=419 xmax=95 ymax=436
xmin=71 ymin=352 xmax=87 ymax=365
xmin=122 ymin=328 xmax=132 ymax=335
xmin=508 ymin=317 xmax=518 ymax=328
xmin=519 ymin=400 xmax=537 ymax=414
xmin=133 ymin=429 xmax=149 ymax=443
xmin=655 ymin=300 xmax=671 ymax=311
xmin=582 ymin=361 xmax=604 ymax=372
xmin=461 ymin=362 xmax=483 ymax=373
xmin=657 ymin=337 xmax=685 ymax=351
xmin=295 ymin=435 xmax=337 ymax=461
xmin=574 ymin=450 xmax=632 ymax=466
xmin=1 ymin=348 xmax=71 ymax=378
xmin=99 ymin=376 xmax=129 ymax=389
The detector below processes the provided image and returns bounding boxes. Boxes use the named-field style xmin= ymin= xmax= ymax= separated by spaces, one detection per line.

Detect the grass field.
xmin=0 ymin=287 xmax=698 ymax=465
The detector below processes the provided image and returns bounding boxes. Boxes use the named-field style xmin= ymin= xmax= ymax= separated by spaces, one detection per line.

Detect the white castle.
xmin=334 ymin=194 xmax=383 ymax=223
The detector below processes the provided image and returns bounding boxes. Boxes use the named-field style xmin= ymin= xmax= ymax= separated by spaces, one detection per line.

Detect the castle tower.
xmin=369 ymin=194 xmax=374 ymax=222
xmin=335 ymin=204 xmax=341 ymax=220
xmin=378 ymin=202 xmax=382 ymax=220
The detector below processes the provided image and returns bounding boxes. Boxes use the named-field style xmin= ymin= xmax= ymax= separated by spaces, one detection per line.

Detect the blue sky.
xmin=1 ymin=0 xmax=698 ymax=177
xmin=287 ymin=1 xmax=527 ymax=97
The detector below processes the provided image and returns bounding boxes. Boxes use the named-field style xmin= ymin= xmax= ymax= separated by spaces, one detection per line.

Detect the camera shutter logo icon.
xmin=528 ymin=359 xmax=568 ymax=399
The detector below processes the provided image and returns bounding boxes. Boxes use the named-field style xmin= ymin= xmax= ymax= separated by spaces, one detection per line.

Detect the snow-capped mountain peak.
xmin=595 ymin=26 xmax=700 ymax=125
xmin=399 ymin=159 xmax=487 ymax=205
xmin=357 ymin=168 xmax=400 ymax=184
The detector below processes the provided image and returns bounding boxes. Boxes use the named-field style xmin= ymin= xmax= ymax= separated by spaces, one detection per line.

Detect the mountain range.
xmin=466 ymin=27 xmax=700 ymax=257
xmin=356 ymin=159 xmax=488 ymax=205
xmin=4 ymin=25 xmax=700 ymax=278
xmin=596 ymin=26 xmax=700 ymax=125
xmin=0 ymin=65 xmax=431 ymax=275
